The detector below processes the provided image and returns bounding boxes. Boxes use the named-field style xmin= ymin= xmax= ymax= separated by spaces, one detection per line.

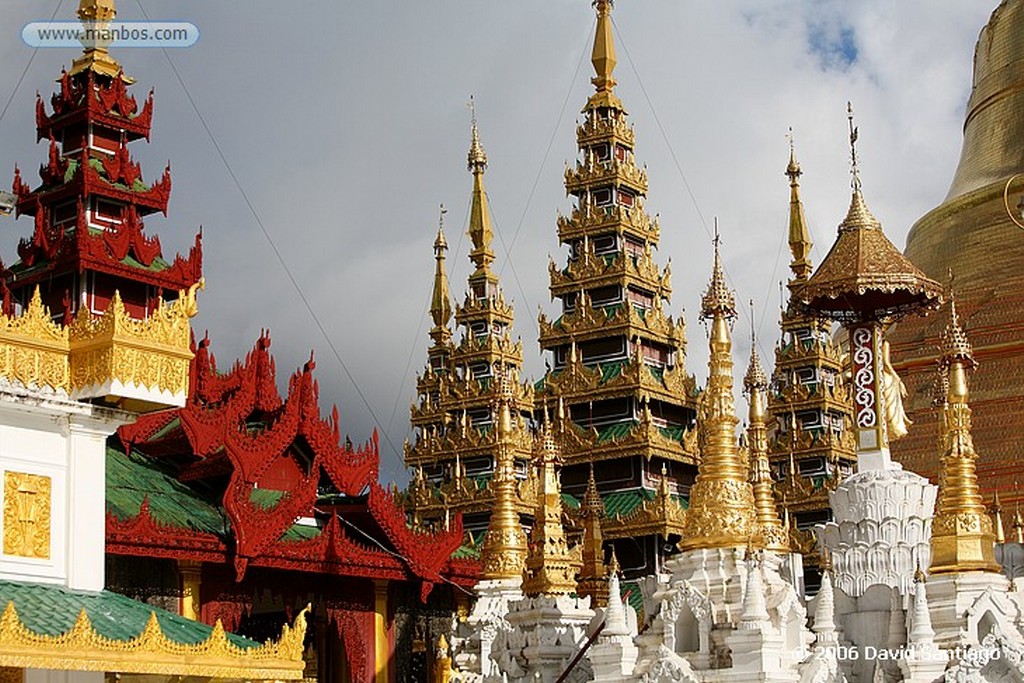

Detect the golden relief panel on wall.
xmin=2 ymin=471 xmax=52 ymax=560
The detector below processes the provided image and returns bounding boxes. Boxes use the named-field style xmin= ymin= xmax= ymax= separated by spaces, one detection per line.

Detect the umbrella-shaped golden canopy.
xmin=796 ymin=188 xmax=943 ymax=323
xmin=795 ymin=108 xmax=943 ymax=323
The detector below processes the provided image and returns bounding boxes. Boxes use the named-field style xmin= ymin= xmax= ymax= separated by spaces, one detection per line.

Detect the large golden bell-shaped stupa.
xmin=891 ymin=0 xmax=1024 ymax=504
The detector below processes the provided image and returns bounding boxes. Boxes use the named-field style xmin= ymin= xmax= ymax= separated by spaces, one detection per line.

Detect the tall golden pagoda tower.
xmin=538 ymin=0 xmax=695 ymax=575
xmin=680 ymin=237 xmax=756 ymax=551
xmin=405 ymin=117 xmax=536 ymax=533
xmin=890 ymin=0 xmax=1024 ymax=507
xmin=930 ymin=293 xmax=1001 ymax=574
xmin=768 ymin=142 xmax=855 ymax=575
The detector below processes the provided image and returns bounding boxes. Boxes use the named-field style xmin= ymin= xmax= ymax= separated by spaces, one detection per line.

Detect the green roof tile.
xmin=596 ymin=421 xmax=637 ymax=444
xmin=561 ymin=492 xmax=580 ymax=510
xmin=602 ymin=488 xmax=654 ymax=518
xmin=0 ymin=580 xmax=258 ymax=648
xmin=106 ymin=446 xmax=227 ymax=536
xmin=249 ymin=488 xmax=286 ymax=510
xmin=620 ymin=578 xmax=644 ymax=620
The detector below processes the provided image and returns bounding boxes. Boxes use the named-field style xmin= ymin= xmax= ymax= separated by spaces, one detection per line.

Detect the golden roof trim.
xmin=0 ymin=602 xmax=307 ymax=679
xmin=0 ymin=285 xmax=199 ymax=407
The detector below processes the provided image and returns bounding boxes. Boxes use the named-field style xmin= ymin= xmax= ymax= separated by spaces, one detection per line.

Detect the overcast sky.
xmin=0 ymin=1 xmax=997 ymax=484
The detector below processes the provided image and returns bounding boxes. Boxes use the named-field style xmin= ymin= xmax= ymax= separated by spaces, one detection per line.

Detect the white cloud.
xmin=0 ymin=0 xmax=997 ymax=484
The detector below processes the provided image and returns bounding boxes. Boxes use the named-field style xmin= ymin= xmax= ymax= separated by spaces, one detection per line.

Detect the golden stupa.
xmin=890 ymin=0 xmax=1024 ymax=506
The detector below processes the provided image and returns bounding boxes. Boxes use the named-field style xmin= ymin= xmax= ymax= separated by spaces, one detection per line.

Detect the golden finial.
xmin=930 ymin=290 xmax=999 ymax=574
xmin=847 ymin=102 xmax=861 ymax=193
xmin=682 ymin=233 xmax=757 ymax=551
xmin=591 ymin=0 xmax=617 ymax=94
xmin=785 ymin=129 xmax=814 ymax=281
xmin=607 ymin=546 xmax=621 ymax=577
xmin=465 ymin=105 xmax=497 ymax=286
xmin=576 ymin=465 xmax=609 ymax=606
xmin=429 ymin=205 xmax=453 ymax=347
xmin=1014 ymin=500 xmax=1024 ymax=544
xmin=994 ymin=491 xmax=1007 ymax=545
xmin=914 ymin=559 xmax=926 ymax=584
xmin=820 ymin=547 xmax=833 ymax=573
xmin=467 ymin=96 xmax=487 ymax=172
xmin=700 ymin=225 xmax=737 ymax=320
xmin=479 ymin=368 xmax=528 ymax=581
xmin=522 ymin=410 xmax=581 ymax=597
xmin=71 ymin=0 xmax=125 ymax=79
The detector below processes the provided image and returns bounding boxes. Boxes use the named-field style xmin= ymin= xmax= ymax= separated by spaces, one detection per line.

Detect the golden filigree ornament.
xmin=2 ymin=472 xmax=52 ymax=559
xmin=0 ymin=601 xmax=308 ymax=678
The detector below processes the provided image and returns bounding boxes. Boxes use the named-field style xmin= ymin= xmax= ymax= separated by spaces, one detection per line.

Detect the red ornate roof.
xmin=110 ymin=333 xmax=478 ymax=600
xmin=8 ymin=66 xmax=200 ymax=298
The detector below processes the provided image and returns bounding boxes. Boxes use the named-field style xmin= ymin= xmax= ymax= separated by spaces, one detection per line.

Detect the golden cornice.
xmin=767 ymin=428 xmax=856 ymax=457
xmin=774 ymin=338 xmax=845 ymax=368
xmin=0 ymin=289 xmax=71 ymax=393
xmin=404 ymin=471 xmax=538 ymax=521
xmin=0 ymin=601 xmax=307 ymax=679
xmin=451 ymin=335 xmax=524 ymax=366
xmin=557 ymin=204 xmax=660 ymax=244
xmin=603 ymin=474 xmax=687 ymax=541
xmin=406 ymin=421 xmax=535 ymax=464
xmin=564 ymin=158 xmax=648 ymax=196
xmin=0 ymin=285 xmax=198 ymax=409
xmin=771 ymin=382 xmax=850 ymax=408
xmin=538 ymin=358 xmax=698 ymax=411
xmin=455 ymin=294 xmax=514 ymax=326
xmin=538 ymin=301 xmax=684 ymax=350
xmin=576 ymin=115 xmax=635 ymax=148
xmin=548 ymin=247 xmax=671 ymax=299
xmin=551 ymin=415 xmax=700 ymax=468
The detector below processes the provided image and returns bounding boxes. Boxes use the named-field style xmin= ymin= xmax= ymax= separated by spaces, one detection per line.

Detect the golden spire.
xmin=785 ymin=130 xmax=813 ymax=282
xmin=479 ymin=369 xmax=528 ymax=581
xmin=591 ymin=0 xmax=617 ymax=94
xmin=682 ymin=234 xmax=756 ymax=550
xmin=466 ymin=101 xmax=497 ymax=292
xmin=1014 ymin=502 xmax=1024 ymax=544
xmin=70 ymin=0 xmax=124 ymax=79
xmin=522 ymin=410 xmax=581 ymax=597
xmin=930 ymin=290 xmax=1000 ymax=574
xmin=429 ymin=206 xmax=453 ymax=349
xmin=993 ymin=491 xmax=1006 ymax=545
xmin=839 ymin=103 xmax=883 ymax=234
xmin=744 ymin=315 xmax=789 ymax=552
xmin=576 ymin=465 xmax=609 ymax=606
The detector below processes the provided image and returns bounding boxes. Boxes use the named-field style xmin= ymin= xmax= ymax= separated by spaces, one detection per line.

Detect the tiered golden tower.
xmin=537 ymin=0 xmax=696 ymax=574
xmin=405 ymin=119 xmax=536 ymax=533
xmin=768 ymin=144 xmax=855 ymax=571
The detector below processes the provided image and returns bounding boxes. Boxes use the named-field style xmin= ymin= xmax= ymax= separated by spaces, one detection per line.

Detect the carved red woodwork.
xmin=112 ymin=332 xmax=477 ymax=595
